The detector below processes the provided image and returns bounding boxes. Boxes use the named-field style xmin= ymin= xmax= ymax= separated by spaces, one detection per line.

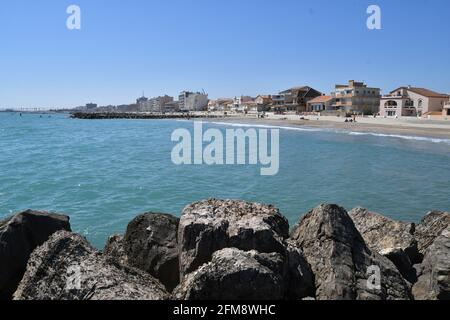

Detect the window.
xmin=418 ymin=99 xmax=423 ymax=108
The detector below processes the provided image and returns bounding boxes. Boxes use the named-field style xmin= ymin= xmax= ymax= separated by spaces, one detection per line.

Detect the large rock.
xmin=13 ymin=231 xmax=168 ymax=300
xmin=350 ymin=207 xmax=419 ymax=282
xmin=413 ymin=226 xmax=450 ymax=300
xmin=415 ymin=211 xmax=450 ymax=256
xmin=284 ymin=241 xmax=315 ymax=299
xmin=173 ymin=248 xmax=285 ymax=300
xmin=103 ymin=234 xmax=128 ymax=266
xmin=123 ymin=213 xmax=180 ymax=291
xmin=0 ymin=210 xmax=71 ymax=299
xmin=178 ymin=199 xmax=289 ymax=277
xmin=290 ymin=204 xmax=412 ymax=300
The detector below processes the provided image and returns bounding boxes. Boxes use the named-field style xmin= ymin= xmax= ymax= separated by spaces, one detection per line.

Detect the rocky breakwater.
xmin=1 ymin=200 xmax=449 ymax=300
xmin=71 ymin=112 xmax=224 ymax=120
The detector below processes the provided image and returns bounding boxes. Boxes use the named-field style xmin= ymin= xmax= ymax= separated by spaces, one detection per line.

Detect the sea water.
xmin=1 ymin=113 xmax=449 ymax=248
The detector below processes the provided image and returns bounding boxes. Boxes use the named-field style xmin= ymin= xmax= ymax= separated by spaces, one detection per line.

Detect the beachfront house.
xmin=208 ymin=98 xmax=234 ymax=112
xmin=443 ymin=98 xmax=450 ymax=117
xmin=331 ymin=80 xmax=380 ymax=115
xmin=271 ymin=86 xmax=322 ymax=114
xmin=306 ymin=95 xmax=334 ymax=112
xmin=379 ymin=86 xmax=449 ymax=118
xmin=233 ymin=96 xmax=255 ymax=112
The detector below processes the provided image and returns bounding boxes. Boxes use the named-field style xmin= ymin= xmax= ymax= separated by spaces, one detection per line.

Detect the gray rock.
xmin=284 ymin=241 xmax=315 ymax=299
xmin=123 ymin=213 xmax=180 ymax=291
xmin=103 ymin=234 xmax=128 ymax=265
xmin=13 ymin=231 xmax=168 ymax=300
xmin=415 ymin=211 xmax=450 ymax=257
xmin=0 ymin=210 xmax=71 ymax=299
xmin=290 ymin=204 xmax=412 ymax=300
xmin=178 ymin=199 xmax=289 ymax=277
xmin=172 ymin=248 xmax=285 ymax=300
xmin=413 ymin=226 xmax=450 ymax=300
xmin=350 ymin=207 xmax=419 ymax=282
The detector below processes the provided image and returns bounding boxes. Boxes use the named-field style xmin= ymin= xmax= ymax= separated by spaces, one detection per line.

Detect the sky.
xmin=0 ymin=0 xmax=449 ymax=109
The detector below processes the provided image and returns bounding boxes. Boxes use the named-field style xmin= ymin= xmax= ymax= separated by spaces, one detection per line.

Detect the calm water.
xmin=1 ymin=113 xmax=449 ymax=248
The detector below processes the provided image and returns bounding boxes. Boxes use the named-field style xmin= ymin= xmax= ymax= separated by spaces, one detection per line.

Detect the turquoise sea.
xmin=1 ymin=112 xmax=449 ymax=248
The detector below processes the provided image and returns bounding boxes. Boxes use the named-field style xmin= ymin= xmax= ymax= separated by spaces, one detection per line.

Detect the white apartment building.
xmin=178 ymin=91 xmax=209 ymax=111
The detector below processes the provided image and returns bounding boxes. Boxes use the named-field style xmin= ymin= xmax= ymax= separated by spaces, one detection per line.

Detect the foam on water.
xmin=209 ymin=121 xmax=450 ymax=145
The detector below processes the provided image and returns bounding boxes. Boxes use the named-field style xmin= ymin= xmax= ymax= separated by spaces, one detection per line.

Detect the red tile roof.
xmin=308 ymin=95 xmax=333 ymax=103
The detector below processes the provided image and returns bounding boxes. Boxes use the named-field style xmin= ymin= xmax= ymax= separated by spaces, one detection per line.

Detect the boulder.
xmin=350 ymin=207 xmax=419 ymax=282
xmin=413 ymin=226 xmax=450 ymax=300
xmin=290 ymin=204 xmax=412 ymax=300
xmin=284 ymin=241 xmax=315 ymax=299
xmin=0 ymin=210 xmax=71 ymax=299
xmin=123 ymin=213 xmax=180 ymax=291
xmin=415 ymin=211 xmax=450 ymax=256
xmin=178 ymin=199 xmax=289 ymax=277
xmin=13 ymin=231 xmax=168 ymax=300
xmin=172 ymin=248 xmax=285 ymax=300
xmin=103 ymin=234 xmax=128 ymax=265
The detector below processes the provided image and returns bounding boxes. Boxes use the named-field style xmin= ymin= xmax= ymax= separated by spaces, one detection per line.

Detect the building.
xmin=208 ymin=98 xmax=234 ymax=112
xmin=271 ymin=86 xmax=322 ymax=113
xmin=85 ymin=103 xmax=98 ymax=110
xmin=139 ymin=95 xmax=174 ymax=112
xmin=162 ymin=101 xmax=179 ymax=113
xmin=179 ymin=91 xmax=209 ymax=111
xmin=379 ymin=86 xmax=449 ymax=118
xmin=331 ymin=80 xmax=381 ymax=114
xmin=443 ymin=98 xmax=450 ymax=117
xmin=306 ymin=95 xmax=334 ymax=112
xmin=255 ymin=95 xmax=272 ymax=106
xmin=233 ymin=96 xmax=255 ymax=112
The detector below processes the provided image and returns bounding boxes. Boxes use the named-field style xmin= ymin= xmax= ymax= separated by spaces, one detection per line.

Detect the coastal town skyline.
xmin=1 ymin=0 xmax=450 ymax=109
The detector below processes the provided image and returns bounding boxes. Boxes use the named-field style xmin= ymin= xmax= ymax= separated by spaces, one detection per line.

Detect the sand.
xmin=202 ymin=114 xmax=450 ymax=140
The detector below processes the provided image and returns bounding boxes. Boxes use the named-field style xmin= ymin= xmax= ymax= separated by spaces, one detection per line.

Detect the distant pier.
xmin=70 ymin=112 xmax=226 ymax=120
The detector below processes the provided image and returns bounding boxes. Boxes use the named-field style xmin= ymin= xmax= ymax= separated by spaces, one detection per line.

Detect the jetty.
xmin=71 ymin=112 xmax=225 ymax=120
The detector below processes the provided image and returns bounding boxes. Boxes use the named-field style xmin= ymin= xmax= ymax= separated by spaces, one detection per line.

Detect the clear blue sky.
xmin=1 ymin=0 xmax=449 ymax=108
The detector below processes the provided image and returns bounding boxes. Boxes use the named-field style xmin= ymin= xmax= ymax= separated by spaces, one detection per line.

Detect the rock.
xmin=413 ymin=227 xmax=450 ymax=300
xmin=381 ymin=248 xmax=417 ymax=283
xmin=173 ymin=248 xmax=285 ymax=300
xmin=290 ymin=204 xmax=412 ymax=300
xmin=123 ymin=213 xmax=180 ymax=292
xmin=103 ymin=234 xmax=128 ymax=265
xmin=178 ymin=199 xmax=289 ymax=277
xmin=13 ymin=231 xmax=168 ymax=300
xmin=284 ymin=241 xmax=315 ymax=299
xmin=350 ymin=207 xmax=419 ymax=282
xmin=415 ymin=211 xmax=450 ymax=256
xmin=0 ymin=210 xmax=71 ymax=300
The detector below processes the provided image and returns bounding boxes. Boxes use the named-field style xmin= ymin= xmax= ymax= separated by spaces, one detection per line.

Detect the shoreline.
xmin=202 ymin=116 xmax=450 ymax=141
xmin=66 ymin=111 xmax=450 ymax=140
